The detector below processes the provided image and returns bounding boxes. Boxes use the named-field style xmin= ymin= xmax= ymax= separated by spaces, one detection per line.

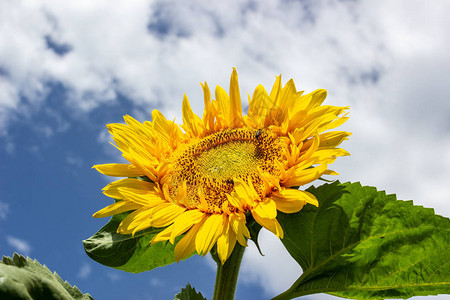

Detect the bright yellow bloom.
xmin=92 ymin=69 xmax=350 ymax=264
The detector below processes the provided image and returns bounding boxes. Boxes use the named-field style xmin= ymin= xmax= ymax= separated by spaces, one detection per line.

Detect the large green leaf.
xmin=83 ymin=211 xmax=184 ymax=273
xmin=274 ymin=181 xmax=450 ymax=299
xmin=0 ymin=253 xmax=93 ymax=300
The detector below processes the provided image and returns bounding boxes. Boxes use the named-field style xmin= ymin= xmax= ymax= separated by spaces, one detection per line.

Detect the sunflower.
xmin=92 ymin=68 xmax=350 ymax=264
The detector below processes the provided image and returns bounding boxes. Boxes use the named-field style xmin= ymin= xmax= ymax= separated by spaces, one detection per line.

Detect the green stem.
xmin=212 ymin=243 xmax=246 ymax=300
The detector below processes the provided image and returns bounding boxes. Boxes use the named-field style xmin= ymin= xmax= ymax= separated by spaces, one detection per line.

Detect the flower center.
xmin=196 ymin=139 xmax=261 ymax=180
xmin=167 ymin=129 xmax=281 ymax=213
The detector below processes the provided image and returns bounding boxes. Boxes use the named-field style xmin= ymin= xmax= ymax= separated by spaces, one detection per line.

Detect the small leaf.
xmin=174 ymin=283 xmax=207 ymax=300
xmin=83 ymin=212 xmax=186 ymax=273
xmin=274 ymin=181 xmax=450 ymax=299
xmin=247 ymin=216 xmax=264 ymax=255
xmin=0 ymin=253 xmax=93 ymax=300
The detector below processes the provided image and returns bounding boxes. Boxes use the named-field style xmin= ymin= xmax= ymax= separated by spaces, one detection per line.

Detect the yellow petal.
xmin=276 ymin=79 xmax=297 ymax=122
xmin=293 ymin=189 xmax=318 ymax=206
xmin=102 ymin=186 xmax=123 ymax=200
xmin=294 ymin=89 xmax=327 ymax=112
xmin=123 ymin=115 xmax=155 ymax=140
xmin=123 ymin=148 xmax=158 ymax=182
xmin=229 ymin=212 xmax=249 ymax=247
xmin=318 ymin=131 xmax=352 ymax=149
xmin=272 ymin=197 xmax=305 ymax=213
xmin=247 ymin=84 xmax=271 ymax=127
xmin=151 ymin=225 xmax=174 ymax=244
xmin=311 ymin=148 xmax=350 ymax=164
xmin=251 ymin=212 xmax=284 ymax=238
xmin=130 ymin=218 xmax=153 ymax=236
xmin=170 ymin=210 xmax=205 ymax=243
xmin=106 ymin=123 xmax=129 ymax=136
xmin=258 ymin=169 xmax=281 ymax=195
xmin=174 ymin=221 xmax=203 ymax=262
xmin=306 ymin=89 xmax=327 ymax=111
xmin=92 ymin=163 xmax=144 ymax=177
xmin=149 ymin=203 xmax=186 ymax=227
xmin=282 ymin=163 xmax=328 ymax=187
xmin=215 ymin=86 xmax=230 ymax=127
xmin=201 ymin=82 xmax=215 ymax=132
xmin=324 ymin=169 xmax=339 ymax=176
xmin=269 ymin=75 xmax=282 ymax=104
xmin=201 ymin=82 xmax=212 ymax=112
xmin=117 ymin=187 xmax=165 ymax=206
xmin=198 ymin=187 xmax=209 ymax=212
xmin=93 ymin=201 xmax=141 ymax=218
xmin=103 ymin=178 xmax=158 ymax=202
xmin=233 ymin=178 xmax=259 ymax=206
xmin=151 ymin=109 xmax=182 ymax=144
xmin=182 ymin=94 xmax=203 ymax=136
xmin=297 ymin=115 xmax=333 ymax=141
xmin=103 ymin=178 xmax=156 ymax=191
xmin=229 ymin=68 xmax=243 ymax=128
xmin=117 ymin=206 xmax=154 ymax=234
xmin=271 ymin=189 xmax=318 ymax=213
xmin=253 ymin=199 xmax=277 ymax=219
xmin=195 ymin=214 xmax=224 ymax=256
xmin=297 ymin=105 xmax=347 ymax=132
xmin=298 ymin=133 xmax=320 ymax=163
xmin=226 ymin=193 xmax=244 ymax=211
xmin=287 ymin=110 xmax=307 ymax=132
xmin=216 ymin=218 xmax=237 ymax=264
xmin=319 ymin=113 xmax=349 ymax=132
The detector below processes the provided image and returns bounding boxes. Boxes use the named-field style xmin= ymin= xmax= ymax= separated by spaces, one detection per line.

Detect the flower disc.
xmin=167 ymin=128 xmax=281 ymax=213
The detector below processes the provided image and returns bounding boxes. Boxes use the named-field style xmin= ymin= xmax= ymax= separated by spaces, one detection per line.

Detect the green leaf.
xmin=174 ymin=283 xmax=207 ymax=300
xmin=247 ymin=216 xmax=264 ymax=256
xmin=83 ymin=212 xmax=185 ymax=273
xmin=274 ymin=181 xmax=450 ymax=300
xmin=0 ymin=253 xmax=93 ymax=300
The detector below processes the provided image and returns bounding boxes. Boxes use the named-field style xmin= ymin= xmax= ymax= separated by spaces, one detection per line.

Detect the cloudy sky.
xmin=1 ymin=0 xmax=449 ymax=299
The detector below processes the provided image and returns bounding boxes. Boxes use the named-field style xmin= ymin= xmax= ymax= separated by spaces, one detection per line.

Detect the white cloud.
xmin=77 ymin=262 xmax=92 ymax=279
xmin=6 ymin=236 xmax=31 ymax=256
xmin=149 ymin=277 xmax=164 ymax=287
xmin=0 ymin=0 xmax=391 ymax=125
xmin=4 ymin=142 xmax=15 ymax=154
xmin=106 ymin=270 xmax=121 ymax=282
xmin=37 ymin=125 xmax=54 ymax=138
xmin=2 ymin=0 xmax=450 ymax=298
xmin=0 ymin=201 xmax=9 ymax=220
xmin=29 ymin=145 xmax=40 ymax=154
xmin=241 ymin=230 xmax=302 ymax=298
xmin=66 ymin=154 xmax=83 ymax=167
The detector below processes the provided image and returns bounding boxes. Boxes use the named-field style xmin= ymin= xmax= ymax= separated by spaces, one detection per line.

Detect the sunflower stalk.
xmin=211 ymin=243 xmax=246 ymax=300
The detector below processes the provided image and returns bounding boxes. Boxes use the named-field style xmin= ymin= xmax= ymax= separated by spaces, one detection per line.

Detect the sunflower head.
xmin=92 ymin=68 xmax=350 ymax=264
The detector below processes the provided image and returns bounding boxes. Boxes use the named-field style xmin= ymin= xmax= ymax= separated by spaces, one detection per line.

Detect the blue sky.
xmin=1 ymin=0 xmax=450 ymax=299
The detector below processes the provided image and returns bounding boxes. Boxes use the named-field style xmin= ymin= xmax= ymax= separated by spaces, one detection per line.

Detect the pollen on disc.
xmin=196 ymin=141 xmax=262 ymax=180
xmin=167 ymin=129 xmax=282 ymax=213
